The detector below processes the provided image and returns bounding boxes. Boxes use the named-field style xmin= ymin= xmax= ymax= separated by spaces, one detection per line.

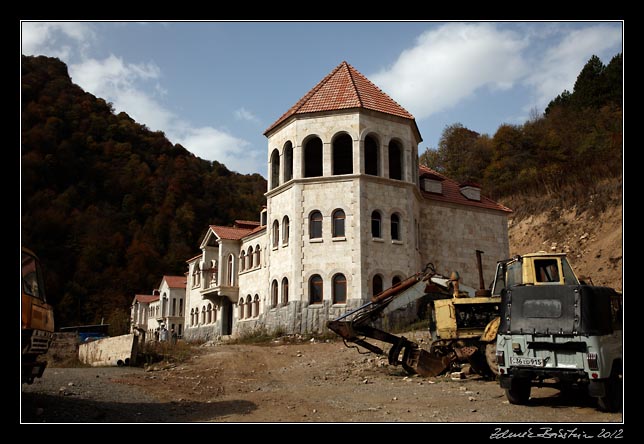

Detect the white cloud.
xmin=234 ymin=107 xmax=260 ymax=123
xmin=370 ymin=23 xmax=529 ymax=120
xmin=21 ymin=22 xmax=94 ymax=59
xmin=523 ymin=24 xmax=623 ymax=110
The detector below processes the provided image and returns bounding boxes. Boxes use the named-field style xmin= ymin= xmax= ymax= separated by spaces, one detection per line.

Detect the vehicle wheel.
xmin=485 ymin=343 xmax=499 ymax=376
xmin=505 ymin=378 xmax=531 ymax=405
xmin=597 ymin=363 xmax=622 ymax=413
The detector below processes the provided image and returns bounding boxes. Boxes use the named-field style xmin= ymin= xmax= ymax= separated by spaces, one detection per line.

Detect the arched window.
xmin=373 ymin=274 xmax=383 ymax=297
xmin=253 ymin=295 xmax=260 ymax=317
xmin=193 ymin=263 xmax=201 ymax=287
xmin=202 ymin=306 xmax=206 ymax=324
xmin=365 ymin=135 xmax=379 ymax=176
xmin=332 ymin=133 xmax=353 ymax=175
xmin=227 ymin=255 xmax=234 ymax=286
xmin=195 ymin=307 xmax=199 ymax=324
xmin=304 ymin=137 xmax=323 ymax=178
xmin=240 ymin=250 xmax=246 ymax=272
xmin=207 ymin=303 xmax=212 ymax=323
xmin=310 ymin=210 xmax=322 ymax=239
xmin=388 ymin=140 xmax=403 ymax=180
xmin=309 ymin=274 xmax=323 ymax=304
xmin=282 ymin=216 xmax=290 ymax=245
xmin=246 ymin=295 xmax=252 ymax=319
xmin=272 ymin=220 xmax=279 ymax=248
xmin=282 ymin=277 xmax=289 ymax=304
xmin=283 ymin=141 xmax=293 ymax=182
xmin=333 ymin=273 xmax=347 ymax=304
xmin=255 ymin=245 xmax=261 ymax=267
xmin=391 ymin=213 xmax=401 ymax=241
xmin=213 ymin=305 xmax=217 ymax=322
xmin=190 ymin=308 xmax=194 ymax=326
xmin=270 ymin=148 xmax=280 ymax=190
xmin=271 ymin=280 xmax=278 ymax=308
xmin=392 ymin=276 xmax=402 ymax=287
xmin=238 ymin=298 xmax=245 ymax=319
xmin=371 ymin=211 xmax=382 ymax=238
xmin=332 ymin=209 xmax=345 ymax=238
xmin=247 ymin=246 xmax=254 ymax=269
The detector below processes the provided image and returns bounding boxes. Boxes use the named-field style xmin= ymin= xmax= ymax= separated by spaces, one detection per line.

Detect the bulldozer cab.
xmin=492 ymin=252 xmax=580 ymax=296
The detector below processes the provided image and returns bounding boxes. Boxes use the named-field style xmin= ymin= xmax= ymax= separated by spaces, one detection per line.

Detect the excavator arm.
xmin=327 ymin=264 xmax=459 ymax=377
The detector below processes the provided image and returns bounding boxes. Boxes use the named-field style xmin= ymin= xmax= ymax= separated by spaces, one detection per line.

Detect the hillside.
xmin=21 ymin=55 xmax=267 ymax=331
xmin=504 ymin=177 xmax=622 ymax=291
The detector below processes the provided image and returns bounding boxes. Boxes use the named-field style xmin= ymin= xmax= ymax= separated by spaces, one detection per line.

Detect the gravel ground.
xmin=21 ymin=340 xmax=625 ymax=427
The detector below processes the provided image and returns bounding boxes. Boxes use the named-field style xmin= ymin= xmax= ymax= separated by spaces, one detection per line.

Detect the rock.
xmin=461 ymin=364 xmax=473 ymax=375
xmin=470 ymin=409 xmax=477 ymax=413
xmin=458 ymin=386 xmax=467 ymax=391
xmin=68 ymin=382 xmax=75 ymax=387
xmin=392 ymin=396 xmax=398 ymax=401
xmin=451 ymin=371 xmax=466 ymax=380
xmin=363 ymin=379 xmax=369 ymax=384
xmin=313 ymin=409 xmax=317 ymax=413
xmin=468 ymin=396 xmax=476 ymax=402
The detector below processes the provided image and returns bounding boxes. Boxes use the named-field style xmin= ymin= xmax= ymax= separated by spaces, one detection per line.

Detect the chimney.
xmin=460 ymin=182 xmax=481 ymax=201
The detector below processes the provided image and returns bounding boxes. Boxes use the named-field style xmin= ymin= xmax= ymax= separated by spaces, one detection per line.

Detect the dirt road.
xmin=22 ymin=339 xmax=623 ymax=425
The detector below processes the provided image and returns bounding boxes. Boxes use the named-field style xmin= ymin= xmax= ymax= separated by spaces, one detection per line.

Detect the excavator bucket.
xmin=403 ymin=347 xmax=453 ymax=377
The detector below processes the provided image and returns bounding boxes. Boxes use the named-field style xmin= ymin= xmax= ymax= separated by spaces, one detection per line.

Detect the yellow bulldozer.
xmin=327 ymin=251 xmax=583 ymax=378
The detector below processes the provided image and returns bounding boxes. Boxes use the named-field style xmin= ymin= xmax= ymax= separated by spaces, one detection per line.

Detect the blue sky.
xmin=21 ymin=21 xmax=622 ymax=176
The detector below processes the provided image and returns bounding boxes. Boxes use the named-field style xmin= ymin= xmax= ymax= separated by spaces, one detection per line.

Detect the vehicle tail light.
xmin=496 ymin=350 xmax=505 ymax=367
xmin=587 ymin=353 xmax=599 ymax=370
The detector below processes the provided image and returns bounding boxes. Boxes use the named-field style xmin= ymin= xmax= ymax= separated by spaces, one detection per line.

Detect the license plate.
xmin=509 ymin=356 xmax=544 ymax=367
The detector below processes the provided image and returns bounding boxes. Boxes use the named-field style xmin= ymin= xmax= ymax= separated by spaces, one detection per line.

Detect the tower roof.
xmin=264 ymin=61 xmax=416 ymax=136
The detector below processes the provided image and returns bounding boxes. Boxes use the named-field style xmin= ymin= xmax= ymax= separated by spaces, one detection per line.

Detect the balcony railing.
xmin=201 ymin=268 xmax=218 ymax=290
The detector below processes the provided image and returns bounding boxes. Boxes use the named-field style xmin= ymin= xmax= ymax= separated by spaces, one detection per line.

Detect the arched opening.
xmin=283 ymin=141 xmax=293 ymax=182
xmin=392 ymin=276 xmax=402 ymax=287
xmin=195 ymin=307 xmax=199 ymax=325
xmin=282 ymin=216 xmax=290 ymax=245
xmin=201 ymin=305 xmax=206 ymax=324
xmin=332 ymin=209 xmax=345 ymax=238
xmin=388 ymin=140 xmax=403 ymax=180
xmin=391 ymin=213 xmax=401 ymax=241
xmin=309 ymin=274 xmax=323 ymax=304
xmin=365 ymin=135 xmax=379 ymax=176
xmin=371 ymin=211 xmax=382 ymax=238
xmin=310 ymin=210 xmax=322 ymax=239
xmin=304 ymin=137 xmax=323 ymax=178
xmin=190 ymin=308 xmax=194 ymax=326
xmin=227 ymin=255 xmax=234 ymax=286
xmin=255 ymin=245 xmax=261 ymax=267
xmin=253 ymin=295 xmax=260 ymax=317
xmin=246 ymin=295 xmax=252 ymax=319
xmin=213 ymin=305 xmax=217 ymax=322
xmin=207 ymin=303 xmax=212 ymax=323
xmin=247 ymin=246 xmax=254 ymax=269
xmin=282 ymin=277 xmax=289 ymax=304
xmin=332 ymin=133 xmax=353 ymax=175
xmin=373 ymin=274 xmax=383 ymax=297
xmin=238 ymin=298 xmax=245 ymax=319
xmin=271 ymin=280 xmax=279 ymax=307
xmin=193 ymin=263 xmax=201 ymax=287
xmin=332 ymin=273 xmax=347 ymax=304
xmin=240 ymin=250 xmax=245 ymax=272
xmin=270 ymin=149 xmax=280 ymax=189
xmin=272 ymin=220 xmax=279 ymax=248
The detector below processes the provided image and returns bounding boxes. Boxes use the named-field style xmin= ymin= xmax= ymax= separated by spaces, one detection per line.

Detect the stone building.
xmin=180 ymin=61 xmax=511 ymax=341
xmin=130 ymin=275 xmax=186 ymax=339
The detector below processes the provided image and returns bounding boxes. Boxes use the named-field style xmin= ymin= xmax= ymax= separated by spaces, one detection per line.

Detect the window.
xmin=240 ymin=251 xmax=245 ymax=272
xmin=332 ymin=133 xmax=353 ymax=175
xmin=388 ymin=140 xmax=403 ymax=180
xmin=304 ymin=137 xmax=323 ymax=178
xmin=282 ymin=277 xmax=289 ymax=304
xmin=534 ymin=259 xmax=561 ymax=283
xmin=172 ymin=298 xmax=176 ymax=316
xmin=253 ymin=295 xmax=260 ymax=317
xmin=392 ymin=276 xmax=402 ymax=287
xmin=201 ymin=306 xmax=206 ymax=324
xmin=310 ymin=211 xmax=323 ymax=239
xmin=333 ymin=273 xmax=347 ymax=304
xmin=371 ymin=211 xmax=382 ymax=238
xmin=255 ymin=245 xmax=261 ymax=267
xmin=207 ymin=303 xmax=212 ymax=323
xmin=364 ymin=135 xmax=379 ymax=176
xmin=272 ymin=220 xmax=280 ymax=248
xmin=270 ymin=148 xmax=280 ymax=190
xmin=309 ymin=274 xmax=323 ymax=304
xmin=246 ymin=295 xmax=252 ymax=319
xmin=178 ymin=324 xmax=182 ymax=336
xmin=332 ymin=209 xmax=345 ymax=238
xmin=227 ymin=255 xmax=234 ymax=286
xmin=238 ymin=298 xmax=245 ymax=319
xmin=248 ymin=246 xmax=254 ymax=269
xmin=282 ymin=216 xmax=290 ymax=245
xmin=190 ymin=308 xmax=194 ymax=326
xmin=271 ymin=280 xmax=279 ymax=307
xmin=373 ymin=275 xmax=383 ymax=297
xmin=193 ymin=263 xmax=201 ymax=287
xmin=391 ymin=214 xmax=401 ymax=241
xmin=283 ymin=141 xmax=293 ymax=182
xmin=213 ymin=305 xmax=217 ymax=322
xmin=194 ymin=307 xmax=199 ymax=324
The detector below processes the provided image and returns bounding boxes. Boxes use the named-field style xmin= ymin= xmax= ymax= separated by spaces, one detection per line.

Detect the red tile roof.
xmin=161 ymin=275 xmax=187 ymax=289
xmin=186 ymin=253 xmax=202 ymax=263
xmin=209 ymin=225 xmax=255 ymax=241
xmin=234 ymin=219 xmax=261 ymax=229
xmin=246 ymin=225 xmax=266 ymax=237
xmin=264 ymin=61 xmax=416 ymax=135
xmin=419 ymin=166 xmax=512 ymax=213
xmin=133 ymin=294 xmax=159 ymax=304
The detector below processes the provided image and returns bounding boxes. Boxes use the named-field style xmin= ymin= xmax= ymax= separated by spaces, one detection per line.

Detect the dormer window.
xmin=460 ymin=182 xmax=481 ymax=201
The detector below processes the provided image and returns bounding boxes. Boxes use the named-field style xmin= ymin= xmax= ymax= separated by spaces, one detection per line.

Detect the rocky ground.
xmin=22 ymin=337 xmax=623 ymax=426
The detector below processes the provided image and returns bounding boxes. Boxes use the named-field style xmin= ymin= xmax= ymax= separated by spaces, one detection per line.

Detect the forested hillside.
xmin=21 ymin=55 xmax=267 ymax=332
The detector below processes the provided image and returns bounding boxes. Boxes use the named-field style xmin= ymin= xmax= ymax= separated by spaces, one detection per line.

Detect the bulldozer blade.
xmin=404 ymin=348 xmax=453 ymax=377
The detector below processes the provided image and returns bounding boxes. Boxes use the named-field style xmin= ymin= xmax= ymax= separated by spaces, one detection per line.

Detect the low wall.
xmin=78 ymin=333 xmax=137 ymax=367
